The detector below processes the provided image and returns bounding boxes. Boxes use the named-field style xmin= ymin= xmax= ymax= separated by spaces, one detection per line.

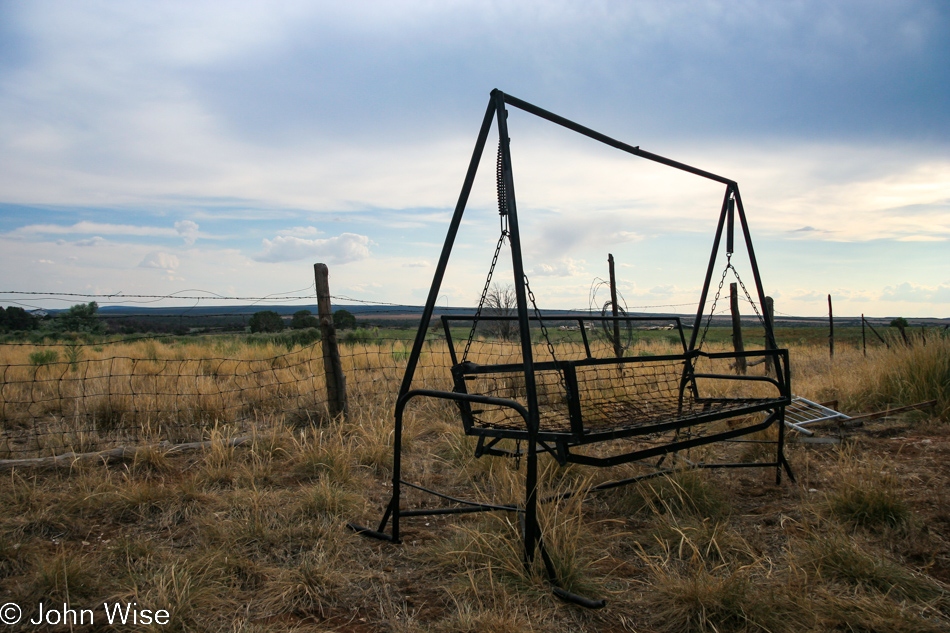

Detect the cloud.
xmin=254 ymin=232 xmax=372 ymax=264
xmin=896 ymin=235 xmax=947 ymax=242
xmin=174 ymin=220 xmax=200 ymax=245
xmin=647 ymin=284 xmax=677 ymax=297
xmin=788 ymin=290 xmax=826 ymax=302
xmin=277 ymin=226 xmax=323 ymax=237
xmin=11 ymin=220 xmax=206 ymax=243
xmin=881 ymin=282 xmax=950 ymax=303
xmin=348 ymin=281 xmax=383 ymax=294
xmin=0 ymin=2 xmax=947 ymax=318
xmin=528 ymin=258 xmax=585 ymax=277
xmin=74 ymin=236 xmax=106 ymax=246
xmin=139 ymin=251 xmax=180 ymax=272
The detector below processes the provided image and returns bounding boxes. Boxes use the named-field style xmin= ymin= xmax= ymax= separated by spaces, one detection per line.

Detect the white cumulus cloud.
xmin=139 ymin=251 xmax=180 ymax=271
xmin=75 ymin=236 xmax=106 ymax=246
xmin=254 ymin=232 xmax=372 ymax=264
xmin=881 ymin=282 xmax=950 ymax=303
xmin=175 ymin=220 xmax=200 ymax=245
xmin=528 ymin=258 xmax=586 ymax=277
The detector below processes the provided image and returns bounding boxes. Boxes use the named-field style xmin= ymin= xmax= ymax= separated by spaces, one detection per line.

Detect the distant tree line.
xmin=0 ymin=302 xmax=360 ymax=339
xmin=2 ymin=302 xmax=105 ymax=334
xmin=247 ymin=309 xmax=357 ymax=333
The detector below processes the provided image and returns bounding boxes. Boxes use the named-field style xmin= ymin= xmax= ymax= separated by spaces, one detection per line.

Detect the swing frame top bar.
xmin=500 ymin=91 xmax=736 ymax=187
xmin=399 ymin=89 xmax=777 ymax=401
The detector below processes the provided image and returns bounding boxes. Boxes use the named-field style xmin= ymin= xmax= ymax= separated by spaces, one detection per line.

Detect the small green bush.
xmin=28 ymin=350 xmax=59 ymax=366
xmin=340 ymin=328 xmax=380 ymax=346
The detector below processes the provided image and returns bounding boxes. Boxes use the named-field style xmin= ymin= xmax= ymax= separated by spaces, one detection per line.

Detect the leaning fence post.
xmin=314 ymin=263 xmax=348 ymax=419
xmin=828 ymin=294 xmax=834 ymax=360
xmin=764 ymin=296 xmax=775 ymax=376
xmin=862 ymin=314 xmax=867 ymax=356
xmin=608 ymin=254 xmax=622 ymax=358
xmin=729 ymin=283 xmax=746 ymax=374
xmin=896 ymin=320 xmax=910 ymax=346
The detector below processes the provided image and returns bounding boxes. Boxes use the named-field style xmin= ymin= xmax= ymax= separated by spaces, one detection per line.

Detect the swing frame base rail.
xmin=347 ymin=389 xmax=606 ymax=608
xmin=346 ymin=517 xmax=605 ymax=609
xmin=348 ymin=387 xmax=792 ymax=609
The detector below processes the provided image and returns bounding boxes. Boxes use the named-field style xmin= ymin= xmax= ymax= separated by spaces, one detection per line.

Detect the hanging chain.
xmin=523 ymin=274 xmax=569 ymax=403
xmin=732 ymin=266 xmax=765 ymax=324
xmin=463 ymin=229 xmax=508 ymax=362
xmin=523 ymin=274 xmax=558 ymax=365
xmin=698 ymin=254 xmax=732 ymax=351
xmin=462 ymin=139 xmax=511 ymax=362
xmin=698 ymin=255 xmax=767 ymax=351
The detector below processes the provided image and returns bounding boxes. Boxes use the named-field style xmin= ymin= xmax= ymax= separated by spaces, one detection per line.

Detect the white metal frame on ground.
xmin=785 ymin=396 xmax=850 ymax=437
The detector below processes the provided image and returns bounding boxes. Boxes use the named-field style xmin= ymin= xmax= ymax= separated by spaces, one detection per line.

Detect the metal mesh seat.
xmin=447 ymin=316 xmax=790 ymax=466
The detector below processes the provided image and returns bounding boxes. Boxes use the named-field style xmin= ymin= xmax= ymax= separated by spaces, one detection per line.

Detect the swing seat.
xmin=446 ymin=316 xmax=791 ymax=468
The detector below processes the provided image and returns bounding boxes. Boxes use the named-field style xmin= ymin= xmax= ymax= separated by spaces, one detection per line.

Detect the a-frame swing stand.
xmin=349 ymin=90 xmax=793 ymax=608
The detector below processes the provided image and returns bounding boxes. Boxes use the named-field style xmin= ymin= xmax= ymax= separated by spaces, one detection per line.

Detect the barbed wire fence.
xmin=0 ymin=286 xmax=938 ymax=462
xmin=0 ymin=285 xmax=468 ymax=461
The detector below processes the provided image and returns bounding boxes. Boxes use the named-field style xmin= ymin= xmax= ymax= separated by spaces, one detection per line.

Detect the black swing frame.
xmin=349 ymin=90 xmax=792 ymax=608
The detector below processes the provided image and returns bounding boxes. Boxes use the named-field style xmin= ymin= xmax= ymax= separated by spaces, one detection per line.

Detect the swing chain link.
xmin=734 ymin=267 xmax=765 ymax=325
xmin=523 ymin=274 xmax=569 ymax=404
xmin=462 ymin=229 xmax=508 ymax=362
xmin=523 ymin=274 xmax=558 ymax=365
xmin=698 ymin=254 xmax=766 ymax=352
xmin=698 ymin=254 xmax=732 ymax=351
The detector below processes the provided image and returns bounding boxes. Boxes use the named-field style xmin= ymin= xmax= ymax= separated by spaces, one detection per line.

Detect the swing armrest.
xmin=690 ymin=348 xmax=791 ymax=398
xmin=396 ymin=389 xmax=532 ymax=431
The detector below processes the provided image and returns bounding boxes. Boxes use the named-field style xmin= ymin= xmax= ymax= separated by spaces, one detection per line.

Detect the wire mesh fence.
xmin=0 ymin=334 xmax=458 ymax=460
xmin=1 ymin=287 xmax=937 ymax=461
xmin=0 ymin=311 xmax=728 ymax=460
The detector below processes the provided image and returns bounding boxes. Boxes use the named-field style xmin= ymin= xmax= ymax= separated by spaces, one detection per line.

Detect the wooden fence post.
xmin=729 ymin=283 xmax=746 ymax=374
xmin=764 ymin=296 xmax=775 ymax=376
xmin=314 ymin=263 xmax=348 ymax=419
xmin=862 ymin=314 xmax=866 ymax=356
xmin=608 ymin=254 xmax=622 ymax=358
xmin=896 ymin=320 xmax=910 ymax=346
xmin=828 ymin=294 xmax=834 ymax=359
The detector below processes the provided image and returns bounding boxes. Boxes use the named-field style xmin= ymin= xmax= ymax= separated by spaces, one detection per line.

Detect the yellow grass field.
xmin=0 ymin=334 xmax=948 ymax=632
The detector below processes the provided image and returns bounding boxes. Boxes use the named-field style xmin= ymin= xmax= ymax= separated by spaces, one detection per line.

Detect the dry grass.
xmin=0 ymin=334 xmax=948 ymax=631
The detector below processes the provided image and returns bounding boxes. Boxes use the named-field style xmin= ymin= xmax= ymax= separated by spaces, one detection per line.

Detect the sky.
xmin=1 ymin=0 xmax=948 ymax=319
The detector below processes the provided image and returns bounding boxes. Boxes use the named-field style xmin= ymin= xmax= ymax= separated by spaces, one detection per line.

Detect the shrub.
xmin=28 ymin=350 xmax=59 ymax=366
xmin=249 ymin=311 xmax=285 ymax=333
xmin=0 ymin=306 xmax=38 ymax=332
xmin=64 ymin=343 xmax=84 ymax=372
xmin=54 ymin=301 xmax=104 ymax=334
xmin=333 ymin=309 xmax=356 ymax=330
xmin=340 ymin=327 xmax=380 ymax=345
xmin=291 ymin=310 xmax=319 ymax=329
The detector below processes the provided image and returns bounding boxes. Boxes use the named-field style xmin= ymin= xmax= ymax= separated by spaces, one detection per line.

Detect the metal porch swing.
xmin=349 ymin=90 xmax=793 ymax=608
